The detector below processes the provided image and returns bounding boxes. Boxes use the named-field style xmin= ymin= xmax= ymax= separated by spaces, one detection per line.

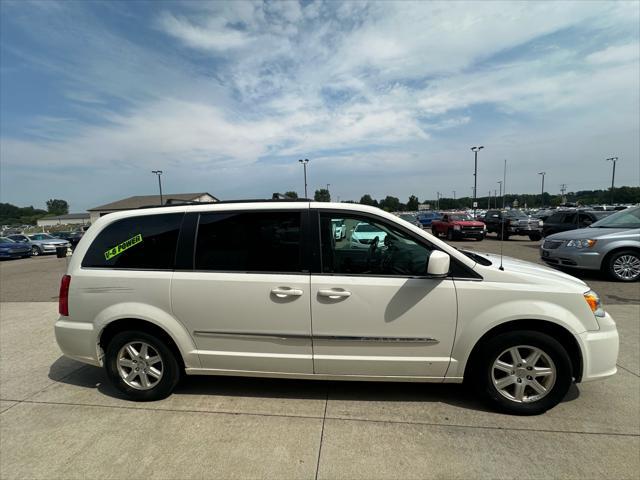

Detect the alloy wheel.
xmin=612 ymin=255 xmax=640 ymax=281
xmin=491 ymin=345 xmax=556 ymax=403
xmin=116 ymin=341 xmax=164 ymax=390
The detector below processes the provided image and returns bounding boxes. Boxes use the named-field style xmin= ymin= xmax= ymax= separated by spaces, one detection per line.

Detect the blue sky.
xmin=1 ymin=0 xmax=639 ymax=211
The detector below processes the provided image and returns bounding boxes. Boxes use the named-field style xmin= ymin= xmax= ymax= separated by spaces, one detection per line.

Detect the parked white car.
xmin=349 ymin=222 xmax=388 ymax=249
xmin=55 ymin=201 xmax=618 ymax=415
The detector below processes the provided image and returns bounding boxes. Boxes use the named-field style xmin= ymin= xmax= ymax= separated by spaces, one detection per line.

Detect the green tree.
xmin=46 ymin=199 xmax=69 ymax=215
xmin=407 ymin=195 xmax=419 ymax=211
xmin=284 ymin=191 xmax=298 ymax=199
xmin=314 ymin=189 xmax=331 ymax=202
xmin=359 ymin=194 xmax=377 ymax=206
xmin=379 ymin=196 xmax=400 ymax=212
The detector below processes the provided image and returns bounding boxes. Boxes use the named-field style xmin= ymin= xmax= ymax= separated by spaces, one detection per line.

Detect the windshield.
xmin=355 ymin=223 xmax=386 ymax=233
xmin=505 ymin=210 xmax=527 ymax=218
xmin=450 ymin=214 xmax=473 ymax=221
xmin=589 ymin=207 xmax=640 ymax=229
xmin=0 ymin=237 xmax=15 ymax=243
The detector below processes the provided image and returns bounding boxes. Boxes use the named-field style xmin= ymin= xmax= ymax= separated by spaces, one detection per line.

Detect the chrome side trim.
xmin=193 ymin=331 xmax=309 ymax=341
xmin=193 ymin=331 xmax=438 ymax=344
xmin=315 ymin=336 xmax=439 ymax=344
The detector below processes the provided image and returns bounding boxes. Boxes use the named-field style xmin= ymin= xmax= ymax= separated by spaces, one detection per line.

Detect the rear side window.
xmin=547 ymin=213 xmax=564 ymax=223
xmin=195 ymin=211 xmax=302 ymax=273
xmin=82 ymin=213 xmax=183 ymax=269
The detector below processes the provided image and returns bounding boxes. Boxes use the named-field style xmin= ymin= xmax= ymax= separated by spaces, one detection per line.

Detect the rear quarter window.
xmin=82 ymin=213 xmax=183 ymax=269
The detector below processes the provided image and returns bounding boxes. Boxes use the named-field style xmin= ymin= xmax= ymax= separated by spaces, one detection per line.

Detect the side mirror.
xmin=427 ymin=251 xmax=450 ymax=277
xmin=583 ymin=219 xmax=592 ymax=226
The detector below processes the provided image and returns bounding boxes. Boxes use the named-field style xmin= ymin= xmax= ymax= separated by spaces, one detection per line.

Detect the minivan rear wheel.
xmin=470 ymin=330 xmax=572 ymax=415
xmin=105 ymin=331 xmax=180 ymax=401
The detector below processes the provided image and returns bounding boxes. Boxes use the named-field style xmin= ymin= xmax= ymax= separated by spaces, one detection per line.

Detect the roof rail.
xmin=137 ymin=198 xmax=313 ymax=210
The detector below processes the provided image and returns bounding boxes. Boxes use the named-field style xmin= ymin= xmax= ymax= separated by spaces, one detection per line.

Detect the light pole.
xmin=471 ymin=146 xmax=484 ymax=216
xmin=452 ymin=190 xmax=456 ymax=200
xmin=298 ymin=159 xmax=309 ymax=198
xmin=151 ymin=170 xmax=163 ymax=205
xmin=538 ymin=172 xmax=546 ymax=208
xmin=606 ymin=157 xmax=618 ymax=205
xmin=497 ymin=180 xmax=502 ymax=198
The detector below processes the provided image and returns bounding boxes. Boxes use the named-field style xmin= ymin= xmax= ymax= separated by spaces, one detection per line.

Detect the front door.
xmin=172 ymin=209 xmax=313 ymax=374
xmin=311 ymin=211 xmax=457 ymax=378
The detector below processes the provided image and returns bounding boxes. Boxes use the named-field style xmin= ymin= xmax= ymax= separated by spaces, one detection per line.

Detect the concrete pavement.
xmin=1 ymin=301 xmax=638 ymax=479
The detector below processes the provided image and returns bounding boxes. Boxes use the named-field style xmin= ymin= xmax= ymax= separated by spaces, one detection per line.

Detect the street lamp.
xmin=538 ymin=172 xmax=546 ymax=208
xmin=151 ymin=170 xmax=163 ymax=205
xmin=471 ymin=146 xmax=484 ymax=216
xmin=497 ymin=180 xmax=502 ymax=198
xmin=298 ymin=159 xmax=309 ymax=198
xmin=606 ymin=157 xmax=619 ymax=205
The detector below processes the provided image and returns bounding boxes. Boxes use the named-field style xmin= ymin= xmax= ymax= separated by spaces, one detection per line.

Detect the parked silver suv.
xmin=540 ymin=206 xmax=640 ymax=281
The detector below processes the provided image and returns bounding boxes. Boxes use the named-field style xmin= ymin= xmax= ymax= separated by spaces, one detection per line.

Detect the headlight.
xmin=566 ymin=239 xmax=597 ymax=249
xmin=538 ymin=220 xmax=543 ymax=226
xmin=584 ymin=290 xmax=605 ymax=318
xmin=453 ymin=225 xmax=461 ymax=230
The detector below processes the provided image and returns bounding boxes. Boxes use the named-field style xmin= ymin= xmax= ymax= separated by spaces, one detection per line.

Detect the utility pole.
xmin=298 ymin=159 xmax=309 ymax=198
xmin=538 ymin=172 xmax=546 ymax=208
xmin=470 ymin=146 xmax=484 ymax=217
xmin=436 ymin=192 xmax=440 ymax=210
xmin=488 ymin=190 xmax=491 ymax=209
xmin=151 ymin=170 xmax=163 ymax=205
xmin=606 ymin=157 xmax=618 ymax=205
xmin=560 ymin=183 xmax=567 ymax=205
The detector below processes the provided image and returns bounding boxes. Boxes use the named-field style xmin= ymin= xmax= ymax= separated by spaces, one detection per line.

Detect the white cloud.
xmin=586 ymin=43 xmax=640 ymax=65
xmin=158 ymin=12 xmax=253 ymax=51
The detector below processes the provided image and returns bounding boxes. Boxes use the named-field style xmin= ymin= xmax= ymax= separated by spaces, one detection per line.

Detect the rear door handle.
xmin=271 ymin=287 xmax=303 ymax=298
xmin=318 ymin=289 xmax=352 ymax=299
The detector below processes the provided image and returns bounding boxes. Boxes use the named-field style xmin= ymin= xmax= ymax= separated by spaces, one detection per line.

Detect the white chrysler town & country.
xmin=55 ymin=201 xmax=619 ymax=415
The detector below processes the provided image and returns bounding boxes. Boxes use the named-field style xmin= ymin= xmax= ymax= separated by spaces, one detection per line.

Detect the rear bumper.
xmin=578 ymin=312 xmax=619 ymax=382
xmin=54 ymin=318 xmax=101 ymax=366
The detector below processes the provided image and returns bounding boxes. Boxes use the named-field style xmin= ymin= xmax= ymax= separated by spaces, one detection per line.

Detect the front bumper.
xmin=540 ymin=246 xmax=603 ymax=270
xmin=578 ymin=312 xmax=619 ymax=382
xmin=42 ymin=243 xmax=71 ymax=252
xmin=0 ymin=250 xmax=30 ymax=258
xmin=54 ymin=318 xmax=101 ymax=366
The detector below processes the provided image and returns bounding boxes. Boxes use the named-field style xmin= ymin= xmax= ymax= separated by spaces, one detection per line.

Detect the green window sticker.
xmin=104 ymin=234 xmax=143 ymax=261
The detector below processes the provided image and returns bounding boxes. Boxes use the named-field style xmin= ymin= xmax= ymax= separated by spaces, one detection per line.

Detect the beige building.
xmin=87 ymin=192 xmax=218 ymax=223
xmin=37 ymin=213 xmax=91 ymax=228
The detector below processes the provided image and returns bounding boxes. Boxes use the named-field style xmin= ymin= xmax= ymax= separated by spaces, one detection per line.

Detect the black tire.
xmin=431 ymin=228 xmax=438 ymax=237
xmin=446 ymin=229 xmax=454 ymax=241
xmin=529 ymin=233 xmax=542 ymax=241
xmin=496 ymin=229 xmax=509 ymax=241
xmin=468 ymin=330 xmax=573 ymax=415
xmin=105 ymin=330 xmax=181 ymax=401
xmin=605 ymin=249 xmax=640 ymax=282
xmin=31 ymin=246 xmax=41 ymax=256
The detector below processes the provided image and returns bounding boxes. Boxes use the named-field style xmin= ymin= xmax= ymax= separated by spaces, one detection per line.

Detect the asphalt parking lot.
xmin=1 ymin=238 xmax=638 ymax=479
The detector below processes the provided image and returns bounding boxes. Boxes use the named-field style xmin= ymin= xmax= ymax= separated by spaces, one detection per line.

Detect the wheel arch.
xmin=462 ymin=319 xmax=583 ymax=382
xmin=98 ymin=318 xmax=191 ymax=372
xmin=601 ymin=246 xmax=640 ymax=271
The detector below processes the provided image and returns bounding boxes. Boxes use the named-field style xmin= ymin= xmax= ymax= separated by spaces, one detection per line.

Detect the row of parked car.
xmin=0 ymin=231 xmax=83 ymax=260
xmin=394 ymin=206 xmax=640 ymax=282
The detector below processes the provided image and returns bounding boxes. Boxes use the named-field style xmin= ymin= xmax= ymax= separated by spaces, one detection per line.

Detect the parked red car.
xmin=431 ymin=212 xmax=486 ymax=241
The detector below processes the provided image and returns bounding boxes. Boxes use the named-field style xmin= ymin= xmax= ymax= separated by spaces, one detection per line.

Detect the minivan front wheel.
xmin=606 ymin=250 xmax=640 ymax=282
xmin=471 ymin=331 xmax=572 ymax=415
xmin=105 ymin=331 xmax=180 ymax=401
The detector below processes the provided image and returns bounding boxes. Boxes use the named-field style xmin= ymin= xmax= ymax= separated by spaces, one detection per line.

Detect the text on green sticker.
xmin=104 ymin=234 xmax=143 ymax=260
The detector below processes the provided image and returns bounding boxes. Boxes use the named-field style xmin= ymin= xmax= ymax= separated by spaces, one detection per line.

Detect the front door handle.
xmin=271 ymin=287 xmax=303 ymax=298
xmin=318 ymin=289 xmax=352 ymax=299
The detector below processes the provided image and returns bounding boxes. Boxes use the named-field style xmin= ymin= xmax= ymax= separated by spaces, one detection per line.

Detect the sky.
xmin=1 ymin=0 xmax=639 ymax=212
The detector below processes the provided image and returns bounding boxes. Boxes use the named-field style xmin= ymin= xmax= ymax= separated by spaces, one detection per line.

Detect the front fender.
xmin=94 ymin=302 xmax=201 ymax=368
xmin=447 ymin=299 xmax=588 ymax=379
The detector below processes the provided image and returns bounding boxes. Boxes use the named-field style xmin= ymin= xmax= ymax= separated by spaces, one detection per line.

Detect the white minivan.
xmin=55 ymin=201 xmax=619 ymax=415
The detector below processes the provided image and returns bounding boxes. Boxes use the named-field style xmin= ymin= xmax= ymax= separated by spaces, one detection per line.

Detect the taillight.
xmin=59 ymin=275 xmax=71 ymax=316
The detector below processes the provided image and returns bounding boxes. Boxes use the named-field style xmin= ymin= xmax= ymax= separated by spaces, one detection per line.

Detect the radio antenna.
xmin=499 ymin=159 xmax=507 ymax=271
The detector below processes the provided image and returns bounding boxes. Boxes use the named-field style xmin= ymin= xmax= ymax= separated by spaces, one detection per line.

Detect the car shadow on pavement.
xmin=48 ymin=356 xmax=580 ymax=413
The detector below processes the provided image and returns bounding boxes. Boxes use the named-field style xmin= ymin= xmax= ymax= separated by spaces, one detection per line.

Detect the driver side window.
xmin=319 ymin=212 xmax=432 ymax=276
